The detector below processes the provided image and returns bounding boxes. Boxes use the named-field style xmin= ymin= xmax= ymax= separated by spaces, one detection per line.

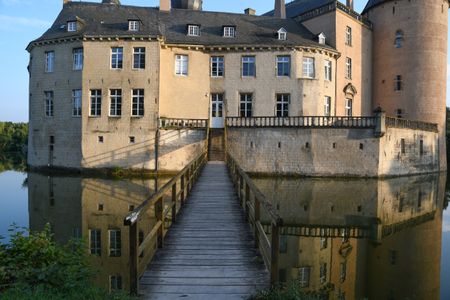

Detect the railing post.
xmin=129 ymin=221 xmax=138 ymax=295
xmin=254 ymin=197 xmax=260 ymax=248
xmin=271 ymin=223 xmax=280 ymax=285
xmin=172 ymin=183 xmax=177 ymax=223
xmin=156 ymin=197 xmax=164 ymax=248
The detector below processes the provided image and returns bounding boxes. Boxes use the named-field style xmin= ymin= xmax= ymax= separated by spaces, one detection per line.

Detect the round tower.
xmin=364 ymin=0 xmax=449 ymax=170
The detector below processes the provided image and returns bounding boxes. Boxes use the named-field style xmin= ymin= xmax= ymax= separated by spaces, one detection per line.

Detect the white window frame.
xmin=324 ymin=96 xmax=331 ymax=116
xmin=318 ymin=33 xmax=326 ymax=44
xmin=90 ymin=89 xmax=102 ymax=117
xmin=132 ymin=89 xmax=145 ymax=117
xmin=240 ymin=93 xmax=253 ymax=117
xmin=67 ymin=21 xmax=77 ymax=32
xmin=345 ymin=98 xmax=352 ymax=117
xmin=44 ymin=91 xmax=54 ymax=117
xmin=276 ymin=56 xmax=290 ymax=77
xmin=324 ymin=60 xmax=332 ymax=81
xmin=302 ymin=57 xmax=315 ymax=79
xmin=242 ymin=56 xmax=256 ymax=77
xmin=395 ymin=30 xmax=403 ymax=48
xmin=345 ymin=57 xmax=352 ymax=79
xmin=111 ymin=47 xmax=123 ymax=69
xmin=72 ymin=89 xmax=82 ymax=117
xmin=276 ymin=94 xmax=290 ymax=117
xmin=73 ymin=48 xmax=83 ymax=70
xmin=129 ymin=20 xmax=140 ymax=31
xmin=298 ymin=267 xmax=310 ymax=288
xmin=89 ymin=229 xmax=101 ymax=256
xmin=187 ymin=25 xmax=200 ymax=36
xmin=45 ymin=51 xmax=55 ymax=73
xmin=133 ymin=47 xmax=145 ymax=69
xmin=109 ymin=89 xmax=122 ymax=117
xmin=175 ymin=54 xmax=188 ymax=76
xmin=278 ymin=28 xmax=287 ymax=40
xmin=211 ymin=93 xmax=224 ymax=118
xmin=345 ymin=26 xmax=352 ymax=46
xmin=223 ymin=26 xmax=236 ymax=38
xmin=109 ymin=229 xmax=121 ymax=257
xmin=211 ymin=56 xmax=224 ymax=77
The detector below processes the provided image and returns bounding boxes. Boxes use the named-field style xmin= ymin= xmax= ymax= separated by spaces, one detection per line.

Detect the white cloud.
xmin=0 ymin=14 xmax=50 ymax=29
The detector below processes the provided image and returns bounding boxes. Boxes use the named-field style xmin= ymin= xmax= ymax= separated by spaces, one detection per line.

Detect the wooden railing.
xmin=385 ymin=117 xmax=438 ymax=132
xmin=226 ymin=116 xmax=377 ymax=128
xmin=159 ymin=117 xmax=208 ymax=129
xmin=226 ymin=153 xmax=283 ymax=285
xmin=123 ymin=151 xmax=207 ymax=294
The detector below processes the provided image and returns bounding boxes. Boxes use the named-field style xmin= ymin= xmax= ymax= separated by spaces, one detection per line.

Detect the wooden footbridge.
xmin=124 ymin=151 xmax=283 ymax=299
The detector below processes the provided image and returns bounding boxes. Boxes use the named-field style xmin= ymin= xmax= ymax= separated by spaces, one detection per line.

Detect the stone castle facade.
xmin=27 ymin=0 xmax=449 ymax=176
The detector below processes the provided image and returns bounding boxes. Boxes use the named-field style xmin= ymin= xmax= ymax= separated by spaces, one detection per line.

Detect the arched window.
xmin=395 ymin=30 xmax=404 ymax=48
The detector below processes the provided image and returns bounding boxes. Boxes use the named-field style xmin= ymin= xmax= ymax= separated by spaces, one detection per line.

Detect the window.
xmin=324 ymin=96 xmax=331 ymax=116
xmin=133 ymin=47 xmax=145 ymax=69
xmin=345 ymin=26 xmax=352 ymax=46
xmin=109 ymin=230 xmax=121 ymax=257
xmin=187 ymin=25 xmax=200 ymax=36
xmin=89 ymin=229 xmax=101 ymax=255
xmin=109 ymin=89 xmax=122 ymax=117
xmin=298 ymin=267 xmax=310 ymax=288
xmin=132 ymin=89 xmax=144 ymax=116
xmin=345 ymin=57 xmax=352 ymax=79
xmin=67 ymin=21 xmax=77 ymax=32
xmin=395 ymin=30 xmax=404 ymax=48
xmin=420 ymin=140 xmax=424 ymax=156
xmin=242 ymin=56 xmax=255 ymax=77
xmin=320 ymin=237 xmax=328 ymax=249
xmin=45 ymin=51 xmax=55 ymax=73
xmin=318 ymin=32 xmax=326 ymax=44
xmin=302 ymin=57 xmax=315 ymax=78
xmin=276 ymin=94 xmax=290 ymax=117
xmin=278 ymin=28 xmax=287 ymax=40
xmin=211 ymin=93 xmax=223 ymax=118
xmin=111 ymin=47 xmax=123 ymax=69
xmin=394 ymin=75 xmax=402 ymax=91
xmin=129 ymin=20 xmax=139 ymax=31
xmin=240 ymin=93 xmax=253 ymax=117
xmin=175 ymin=55 xmax=188 ymax=76
xmin=340 ymin=262 xmax=347 ymax=283
xmin=110 ymin=275 xmax=122 ymax=291
xmin=345 ymin=98 xmax=352 ymax=116
xmin=223 ymin=26 xmax=236 ymax=37
xmin=401 ymin=138 xmax=405 ymax=154
xmin=397 ymin=109 xmax=403 ymax=118
xmin=44 ymin=91 xmax=54 ymax=117
xmin=130 ymin=136 xmax=135 ymax=144
xmin=73 ymin=48 xmax=83 ymax=70
xmin=324 ymin=60 xmax=332 ymax=81
xmin=211 ymin=56 xmax=224 ymax=77
xmin=98 ymin=136 xmax=104 ymax=143
xmin=72 ymin=89 xmax=82 ymax=117
xmin=320 ymin=263 xmax=327 ymax=284
xmin=90 ymin=89 xmax=102 ymax=116
xmin=277 ymin=56 xmax=290 ymax=77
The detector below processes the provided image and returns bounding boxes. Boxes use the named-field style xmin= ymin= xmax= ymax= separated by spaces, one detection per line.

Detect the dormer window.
xmin=187 ymin=25 xmax=200 ymax=36
xmin=129 ymin=20 xmax=140 ymax=32
xmin=67 ymin=21 xmax=77 ymax=32
xmin=223 ymin=26 xmax=236 ymax=38
xmin=277 ymin=28 xmax=287 ymax=40
xmin=318 ymin=32 xmax=326 ymax=45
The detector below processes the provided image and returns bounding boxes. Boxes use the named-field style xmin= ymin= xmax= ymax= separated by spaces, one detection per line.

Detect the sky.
xmin=0 ymin=0 xmax=447 ymax=122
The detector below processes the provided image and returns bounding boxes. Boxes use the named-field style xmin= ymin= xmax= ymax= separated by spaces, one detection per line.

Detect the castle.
xmin=27 ymin=0 xmax=449 ymax=177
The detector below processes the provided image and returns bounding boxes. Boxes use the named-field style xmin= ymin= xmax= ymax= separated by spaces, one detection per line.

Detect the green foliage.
xmin=249 ymin=281 xmax=333 ymax=300
xmin=0 ymin=122 xmax=28 ymax=154
xmin=0 ymin=224 xmax=135 ymax=300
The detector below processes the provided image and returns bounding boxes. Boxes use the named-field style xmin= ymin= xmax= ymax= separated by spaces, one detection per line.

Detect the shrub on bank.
xmin=250 ymin=280 xmax=332 ymax=300
xmin=0 ymin=224 xmax=135 ymax=300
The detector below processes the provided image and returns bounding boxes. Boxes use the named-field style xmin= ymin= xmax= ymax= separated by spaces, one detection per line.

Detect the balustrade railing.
xmin=159 ymin=117 xmax=208 ymax=129
xmin=123 ymin=151 xmax=207 ymax=294
xmin=385 ymin=117 xmax=438 ymax=132
xmin=226 ymin=153 xmax=283 ymax=285
xmin=226 ymin=116 xmax=377 ymax=128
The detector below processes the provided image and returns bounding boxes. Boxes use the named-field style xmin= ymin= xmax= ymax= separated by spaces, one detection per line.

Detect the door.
xmin=210 ymin=93 xmax=224 ymax=128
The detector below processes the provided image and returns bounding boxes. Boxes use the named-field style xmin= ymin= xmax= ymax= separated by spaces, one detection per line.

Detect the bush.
xmin=249 ymin=281 xmax=333 ymax=300
xmin=0 ymin=224 xmax=134 ymax=300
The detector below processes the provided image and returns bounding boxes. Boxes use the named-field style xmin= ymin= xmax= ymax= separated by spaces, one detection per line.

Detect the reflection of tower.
xmin=363 ymin=0 xmax=449 ymax=169
xmin=171 ymin=0 xmax=202 ymax=10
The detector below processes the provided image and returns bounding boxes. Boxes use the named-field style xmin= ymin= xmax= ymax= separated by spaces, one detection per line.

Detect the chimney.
xmin=160 ymin=0 xmax=171 ymax=11
xmin=245 ymin=8 xmax=256 ymax=15
xmin=346 ymin=0 xmax=354 ymax=10
xmin=274 ymin=0 xmax=286 ymax=19
xmin=63 ymin=0 xmax=70 ymax=4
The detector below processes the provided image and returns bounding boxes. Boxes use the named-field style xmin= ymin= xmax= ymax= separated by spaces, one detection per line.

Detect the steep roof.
xmin=28 ymin=1 xmax=334 ymax=50
xmin=264 ymin=0 xmax=334 ymax=18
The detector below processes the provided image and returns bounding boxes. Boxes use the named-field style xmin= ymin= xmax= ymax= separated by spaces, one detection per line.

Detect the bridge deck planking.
xmin=141 ymin=162 xmax=269 ymax=299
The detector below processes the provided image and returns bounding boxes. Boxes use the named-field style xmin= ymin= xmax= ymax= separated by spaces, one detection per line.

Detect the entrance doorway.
xmin=210 ymin=93 xmax=224 ymax=129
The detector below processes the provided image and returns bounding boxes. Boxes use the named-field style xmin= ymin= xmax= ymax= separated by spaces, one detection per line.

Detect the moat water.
xmin=0 ymin=166 xmax=449 ymax=299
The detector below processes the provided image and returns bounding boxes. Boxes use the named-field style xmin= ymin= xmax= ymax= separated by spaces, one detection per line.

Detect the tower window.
xmin=394 ymin=75 xmax=403 ymax=91
xmin=345 ymin=26 xmax=352 ymax=46
xmin=397 ymin=109 xmax=403 ymax=118
xmin=395 ymin=30 xmax=404 ymax=48
xmin=401 ymin=138 xmax=406 ymax=155
xmin=420 ymin=140 xmax=424 ymax=156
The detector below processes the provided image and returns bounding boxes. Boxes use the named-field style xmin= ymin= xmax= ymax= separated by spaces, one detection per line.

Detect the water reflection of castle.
xmin=27 ymin=173 xmax=445 ymax=298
